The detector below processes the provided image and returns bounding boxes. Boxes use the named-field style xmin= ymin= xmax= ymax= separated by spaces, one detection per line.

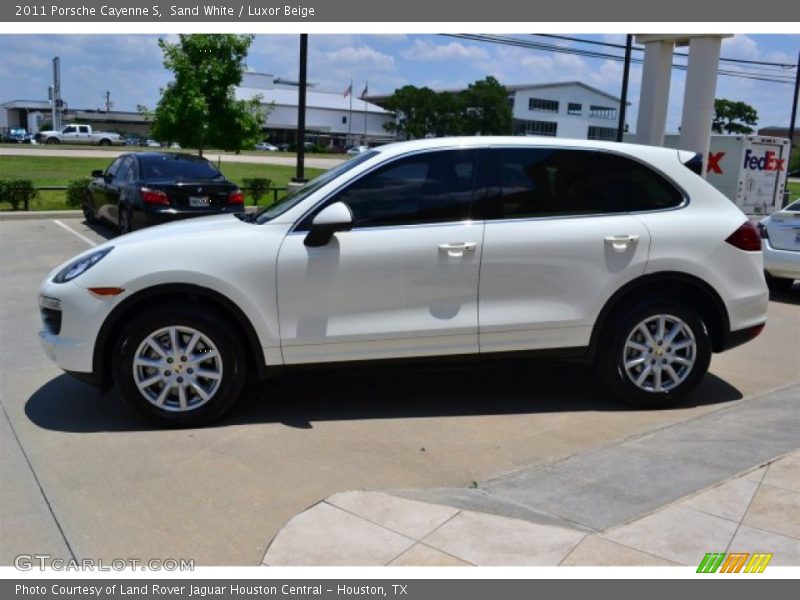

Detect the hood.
xmin=110 ymin=214 xmax=248 ymax=247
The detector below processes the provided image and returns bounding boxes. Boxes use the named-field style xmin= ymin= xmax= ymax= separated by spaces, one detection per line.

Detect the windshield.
xmin=255 ymin=151 xmax=379 ymax=224
xmin=140 ymin=155 xmax=224 ymax=180
xmin=784 ymin=199 xmax=800 ymax=212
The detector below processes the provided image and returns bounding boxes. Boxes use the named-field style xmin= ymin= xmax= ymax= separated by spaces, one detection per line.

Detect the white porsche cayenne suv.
xmin=38 ymin=137 xmax=769 ymax=426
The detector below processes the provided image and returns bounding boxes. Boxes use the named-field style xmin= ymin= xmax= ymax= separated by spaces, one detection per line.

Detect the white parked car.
xmin=38 ymin=137 xmax=769 ymax=426
xmin=347 ymin=145 xmax=370 ymax=156
xmin=759 ymin=199 xmax=800 ymax=290
xmin=255 ymin=142 xmax=279 ymax=151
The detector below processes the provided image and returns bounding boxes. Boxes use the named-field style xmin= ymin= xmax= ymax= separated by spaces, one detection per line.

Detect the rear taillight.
xmin=228 ymin=190 xmax=244 ymax=205
xmin=140 ymin=187 xmax=170 ymax=205
xmin=725 ymin=221 xmax=761 ymax=251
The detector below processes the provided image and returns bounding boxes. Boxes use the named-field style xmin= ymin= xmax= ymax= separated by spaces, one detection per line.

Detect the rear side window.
xmin=597 ymin=153 xmax=684 ymax=211
xmin=332 ymin=149 xmax=481 ymax=228
xmin=483 ymin=148 xmax=611 ymax=219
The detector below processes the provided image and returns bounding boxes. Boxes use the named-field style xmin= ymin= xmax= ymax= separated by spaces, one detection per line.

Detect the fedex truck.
xmin=662 ymin=134 xmax=790 ymax=216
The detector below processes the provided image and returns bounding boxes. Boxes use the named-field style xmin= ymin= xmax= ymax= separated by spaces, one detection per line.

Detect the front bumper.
xmin=38 ymin=278 xmax=121 ymax=379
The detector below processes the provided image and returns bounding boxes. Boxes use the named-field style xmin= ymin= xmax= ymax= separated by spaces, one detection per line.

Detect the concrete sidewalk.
xmin=263 ymin=384 xmax=800 ymax=566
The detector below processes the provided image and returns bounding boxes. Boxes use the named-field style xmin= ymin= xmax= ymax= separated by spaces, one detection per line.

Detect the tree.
xmin=460 ymin=76 xmax=513 ymax=136
xmin=151 ymin=34 xmax=266 ymax=156
xmin=382 ymin=76 xmax=513 ymax=139
xmin=712 ymin=98 xmax=758 ymax=135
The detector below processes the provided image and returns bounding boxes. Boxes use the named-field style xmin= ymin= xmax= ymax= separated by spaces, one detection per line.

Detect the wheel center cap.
xmin=655 ymin=349 xmax=664 ymax=357
xmin=174 ymin=364 xmax=183 ymax=373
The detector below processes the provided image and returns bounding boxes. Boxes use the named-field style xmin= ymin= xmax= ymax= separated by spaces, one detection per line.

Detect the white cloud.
xmin=402 ymin=40 xmax=488 ymax=61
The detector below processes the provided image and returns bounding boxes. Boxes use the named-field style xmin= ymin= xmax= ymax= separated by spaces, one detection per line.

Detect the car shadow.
xmin=26 ymin=360 xmax=743 ymax=433
xmin=84 ymin=220 xmax=118 ymax=241
xmin=768 ymin=284 xmax=799 ymax=306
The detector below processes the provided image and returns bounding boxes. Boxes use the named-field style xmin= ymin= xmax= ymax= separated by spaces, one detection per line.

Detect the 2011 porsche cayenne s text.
xmin=39 ymin=137 xmax=769 ymax=426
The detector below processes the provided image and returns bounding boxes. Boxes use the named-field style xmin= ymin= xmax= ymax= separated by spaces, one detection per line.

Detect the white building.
xmin=507 ymin=81 xmax=626 ymax=140
xmin=236 ymin=72 xmax=394 ymax=148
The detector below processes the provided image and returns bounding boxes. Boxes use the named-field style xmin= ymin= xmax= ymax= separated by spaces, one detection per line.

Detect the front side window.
xmin=597 ymin=153 xmax=684 ymax=211
xmin=63 ymin=126 xmax=76 ymax=134
xmin=330 ymin=149 xmax=481 ymax=228
xmin=482 ymin=148 xmax=611 ymax=219
xmin=115 ymin=157 xmax=133 ymax=182
xmin=105 ymin=156 xmax=124 ymax=178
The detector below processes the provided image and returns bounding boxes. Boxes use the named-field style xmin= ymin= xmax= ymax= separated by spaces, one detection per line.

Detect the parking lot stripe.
xmin=52 ymin=219 xmax=97 ymax=247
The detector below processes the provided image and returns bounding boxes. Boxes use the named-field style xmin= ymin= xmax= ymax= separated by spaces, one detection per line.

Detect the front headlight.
xmin=53 ymin=247 xmax=113 ymax=283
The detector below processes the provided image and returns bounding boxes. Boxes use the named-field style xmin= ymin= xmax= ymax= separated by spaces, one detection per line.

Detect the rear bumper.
xmin=763 ymin=240 xmax=800 ymax=280
xmin=719 ymin=322 xmax=766 ymax=352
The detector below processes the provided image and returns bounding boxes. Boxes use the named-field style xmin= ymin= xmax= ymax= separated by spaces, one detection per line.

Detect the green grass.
xmin=788 ymin=181 xmax=799 ymax=203
xmin=0 ymin=155 xmax=324 ymax=211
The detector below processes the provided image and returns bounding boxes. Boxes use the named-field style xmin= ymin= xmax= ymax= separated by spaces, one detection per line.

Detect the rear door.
xmin=477 ymin=147 xmax=651 ymax=353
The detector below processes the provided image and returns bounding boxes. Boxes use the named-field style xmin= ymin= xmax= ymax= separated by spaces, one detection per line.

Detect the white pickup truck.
xmin=36 ymin=124 xmax=123 ymax=146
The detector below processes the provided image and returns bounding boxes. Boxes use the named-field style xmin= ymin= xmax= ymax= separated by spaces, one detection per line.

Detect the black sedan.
xmin=83 ymin=152 xmax=245 ymax=234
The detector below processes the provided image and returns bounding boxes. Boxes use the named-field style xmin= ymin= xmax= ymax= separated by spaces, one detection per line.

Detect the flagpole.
xmin=363 ymin=80 xmax=368 ymax=146
xmin=348 ymin=78 xmax=353 ymax=147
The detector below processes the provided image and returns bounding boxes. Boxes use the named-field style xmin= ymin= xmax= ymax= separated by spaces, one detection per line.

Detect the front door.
xmin=277 ymin=148 xmax=486 ymax=364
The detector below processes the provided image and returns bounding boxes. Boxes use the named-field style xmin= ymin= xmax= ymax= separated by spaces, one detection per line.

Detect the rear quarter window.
xmin=598 ymin=153 xmax=685 ymax=211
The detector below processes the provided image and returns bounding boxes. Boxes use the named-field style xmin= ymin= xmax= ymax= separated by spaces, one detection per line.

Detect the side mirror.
xmin=304 ymin=202 xmax=353 ymax=247
xmin=91 ymin=170 xmax=104 ymax=178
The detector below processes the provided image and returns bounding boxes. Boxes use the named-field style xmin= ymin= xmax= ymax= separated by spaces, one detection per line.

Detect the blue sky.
xmin=1 ymin=34 xmax=797 ymax=132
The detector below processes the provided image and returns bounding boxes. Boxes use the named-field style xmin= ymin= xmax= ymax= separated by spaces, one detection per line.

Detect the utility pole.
xmin=785 ymin=49 xmax=799 ymax=207
xmin=293 ymin=34 xmax=308 ymax=184
xmin=105 ymin=90 xmax=112 ymax=112
xmin=617 ymin=35 xmax=632 ymax=142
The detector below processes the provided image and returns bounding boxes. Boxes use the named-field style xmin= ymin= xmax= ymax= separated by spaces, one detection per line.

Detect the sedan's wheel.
xmin=596 ymin=300 xmax=711 ymax=408
xmin=82 ymin=192 xmax=97 ymax=224
xmin=118 ymin=206 xmax=133 ymax=235
xmin=113 ymin=305 xmax=246 ymax=427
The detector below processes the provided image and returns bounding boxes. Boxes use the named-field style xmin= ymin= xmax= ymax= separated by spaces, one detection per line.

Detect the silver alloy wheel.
xmin=132 ymin=325 xmax=223 ymax=412
xmin=622 ymin=314 xmax=696 ymax=393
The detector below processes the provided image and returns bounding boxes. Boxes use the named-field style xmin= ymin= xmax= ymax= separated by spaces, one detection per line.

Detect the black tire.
xmin=46 ymin=137 xmax=59 ymax=145
xmin=595 ymin=299 xmax=712 ymax=409
xmin=99 ymin=138 xmax=111 ymax=147
xmin=82 ymin=191 xmax=98 ymax=224
xmin=118 ymin=205 xmax=133 ymax=235
xmin=765 ymin=273 xmax=795 ymax=291
xmin=112 ymin=304 xmax=247 ymax=427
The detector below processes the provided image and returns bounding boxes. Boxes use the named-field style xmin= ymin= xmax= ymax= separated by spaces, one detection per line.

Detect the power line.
xmin=444 ymin=34 xmax=796 ymax=85
xmin=534 ymin=33 xmax=798 ymax=69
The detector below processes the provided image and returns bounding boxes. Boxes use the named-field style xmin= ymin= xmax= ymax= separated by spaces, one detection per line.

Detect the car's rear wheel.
xmin=82 ymin=191 xmax=98 ymax=224
xmin=596 ymin=300 xmax=711 ymax=408
xmin=118 ymin=205 xmax=133 ymax=235
xmin=99 ymin=138 xmax=111 ymax=147
xmin=113 ymin=304 xmax=247 ymax=427
xmin=46 ymin=137 xmax=59 ymax=145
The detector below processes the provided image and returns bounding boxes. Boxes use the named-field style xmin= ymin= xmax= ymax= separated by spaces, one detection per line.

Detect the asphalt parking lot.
xmin=1 ymin=216 xmax=798 ymax=566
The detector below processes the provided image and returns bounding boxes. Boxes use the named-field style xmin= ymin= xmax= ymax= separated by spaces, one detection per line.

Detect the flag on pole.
xmin=343 ymin=83 xmax=352 ymax=97
xmin=360 ymin=83 xmax=369 ymax=100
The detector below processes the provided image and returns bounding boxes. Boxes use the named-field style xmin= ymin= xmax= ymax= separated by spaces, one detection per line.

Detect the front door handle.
xmin=604 ymin=234 xmax=640 ymax=252
xmin=438 ymin=242 xmax=477 ymax=257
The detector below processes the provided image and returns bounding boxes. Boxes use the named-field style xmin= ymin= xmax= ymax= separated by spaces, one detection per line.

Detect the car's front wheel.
xmin=118 ymin=205 xmax=133 ymax=235
xmin=82 ymin=192 xmax=97 ymax=224
xmin=113 ymin=305 xmax=247 ymax=427
xmin=596 ymin=300 xmax=711 ymax=408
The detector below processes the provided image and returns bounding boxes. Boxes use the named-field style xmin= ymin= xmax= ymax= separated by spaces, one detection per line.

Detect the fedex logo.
xmin=743 ymin=149 xmax=785 ymax=172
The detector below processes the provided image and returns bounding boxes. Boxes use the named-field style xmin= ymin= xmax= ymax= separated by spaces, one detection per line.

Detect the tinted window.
xmin=484 ymin=148 xmax=610 ymax=219
xmin=332 ymin=149 xmax=480 ymax=228
xmin=598 ymin=153 xmax=684 ymax=211
xmin=115 ymin=157 xmax=133 ymax=182
xmin=140 ymin=155 xmax=223 ymax=180
xmin=105 ymin=157 xmax=124 ymax=178
xmin=256 ymin=151 xmax=379 ymax=224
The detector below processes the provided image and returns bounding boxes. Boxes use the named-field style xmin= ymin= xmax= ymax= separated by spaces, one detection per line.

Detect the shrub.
xmin=0 ymin=178 xmax=38 ymax=211
xmin=242 ymin=177 xmax=272 ymax=205
xmin=66 ymin=178 xmax=92 ymax=208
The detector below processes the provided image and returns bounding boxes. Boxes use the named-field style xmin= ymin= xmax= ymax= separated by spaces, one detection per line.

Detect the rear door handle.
xmin=604 ymin=234 xmax=640 ymax=252
xmin=438 ymin=242 xmax=477 ymax=257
